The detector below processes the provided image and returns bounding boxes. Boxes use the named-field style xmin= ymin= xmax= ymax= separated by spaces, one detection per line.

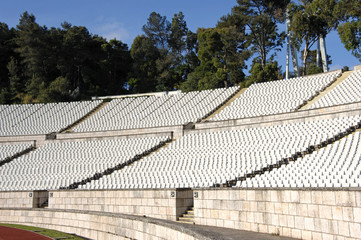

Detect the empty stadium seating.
xmin=0 ymin=100 xmax=101 ymax=136
xmin=78 ymin=115 xmax=361 ymax=189
xmin=0 ymin=136 xmax=169 ymax=191
xmin=212 ymin=71 xmax=340 ymax=121
xmin=2 ymin=69 xmax=361 ymax=240
xmin=308 ymin=70 xmax=361 ymax=109
xmin=1 ymin=69 xmax=361 ymax=192
xmin=73 ymin=86 xmax=239 ymax=132
xmin=0 ymin=143 xmax=34 ymax=161
xmin=238 ymin=132 xmax=361 ymax=188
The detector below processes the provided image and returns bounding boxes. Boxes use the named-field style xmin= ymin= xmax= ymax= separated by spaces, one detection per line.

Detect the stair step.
xmin=179 ymin=216 xmax=194 ymax=221
xmin=183 ymin=213 xmax=194 ymax=217
xmin=177 ymin=221 xmax=195 ymax=224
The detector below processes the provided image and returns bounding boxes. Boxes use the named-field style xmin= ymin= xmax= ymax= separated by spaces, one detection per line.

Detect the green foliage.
xmin=244 ymin=59 xmax=282 ymax=87
xmin=142 ymin=12 xmax=170 ymax=49
xmin=229 ymin=0 xmax=289 ymax=68
xmin=0 ymin=12 xmax=131 ymax=103
xmin=337 ymin=0 xmax=361 ymax=61
xmin=181 ymin=26 xmax=249 ymax=91
xmin=1 ymin=5 xmax=356 ymax=103
xmin=289 ymin=0 xmax=341 ymax=75
xmin=0 ymin=23 xmax=14 ymax=90
xmin=132 ymin=11 xmax=199 ymax=92
xmin=0 ymin=88 xmax=11 ymax=104
xmin=130 ymin=35 xmax=159 ymax=93
xmin=305 ymin=64 xmax=323 ymax=75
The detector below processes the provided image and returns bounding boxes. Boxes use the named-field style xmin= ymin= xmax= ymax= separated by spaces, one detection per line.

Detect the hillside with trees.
xmin=0 ymin=0 xmax=359 ymax=104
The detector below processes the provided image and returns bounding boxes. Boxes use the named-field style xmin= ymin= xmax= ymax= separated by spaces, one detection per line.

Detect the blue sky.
xmin=1 ymin=0 xmax=360 ymax=72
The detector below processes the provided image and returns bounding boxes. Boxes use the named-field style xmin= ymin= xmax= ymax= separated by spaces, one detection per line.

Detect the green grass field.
xmin=0 ymin=223 xmax=86 ymax=240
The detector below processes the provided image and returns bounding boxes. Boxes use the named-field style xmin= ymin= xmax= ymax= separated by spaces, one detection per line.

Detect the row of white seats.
xmin=0 ymin=100 xmax=101 ymax=136
xmin=237 ymin=132 xmax=361 ymax=188
xmin=0 ymin=143 xmax=33 ymax=160
xmin=308 ymin=70 xmax=361 ymax=109
xmin=212 ymin=71 xmax=340 ymax=121
xmin=0 ymin=136 xmax=169 ymax=191
xmin=73 ymin=87 xmax=239 ymax=132
xmin=79 ymin=115 xmax=360 ymax=190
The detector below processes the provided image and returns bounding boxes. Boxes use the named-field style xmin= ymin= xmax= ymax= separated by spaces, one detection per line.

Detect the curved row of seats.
xmin=1 ymin=69 xmax=360 ymax=137
xmin=0 ymin=136 xmax=169 ymax=191
xmin=0 ymin=143 xmax=33 ymax=161
xmin=0 ymin=101 xmax=101 ymax=136
xmin=73 ymin=87 xmax=239 ymax=132
xmin=212 ymin=71 xmax=340 ymax=121
xmin=78 ymin=115 xmax=361 ymax=189
xmin=308 ymin=70 xmax=361 ymax=109
xmin=238 ymin=132 xmax=361 ymax=188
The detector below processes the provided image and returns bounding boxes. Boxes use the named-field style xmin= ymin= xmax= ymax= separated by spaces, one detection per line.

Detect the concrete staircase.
xmin=202 ymin=88 xmax=247 ymax=122
xmin=0 ymin=145 xmax=36 ymax=167
xmin=177 ymin=207 xmax=195 ymax=224
xmin=300 ymin=71 xmax=353 ymax=110
xmin=222 ymin=121 xmax=361 ymax=188
xmin=39 ymin=199 xmax=48 ymax=208
xmin=60 ymin=101 xmax=109 ymax=133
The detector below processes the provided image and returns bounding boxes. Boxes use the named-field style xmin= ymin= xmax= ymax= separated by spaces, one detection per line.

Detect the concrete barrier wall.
xmin=0 ymin=135 xmax=44 ymax=147
xmin=193 ymin=188 xmax=361 ymax=240
xmin=0 ymin=191 xmax=49 ymax=208
xmin=0 ymin=208 xmax=201 ymax=240
xmin=0 ymin=192 xmax=34 ymax=208
xmin=57 ymin=125 xmax=184 ymax=140
xmin=48 ymin=189 xmax=193 ymax=221
xmin=195 ymin=102 xmax=361 ymax=133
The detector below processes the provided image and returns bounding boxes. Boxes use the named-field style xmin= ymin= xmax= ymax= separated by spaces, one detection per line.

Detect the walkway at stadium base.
xmin=0 ymin=225 xmax=52 ymax=240
xmin=178 ymin=223 xmax=297 ymax=240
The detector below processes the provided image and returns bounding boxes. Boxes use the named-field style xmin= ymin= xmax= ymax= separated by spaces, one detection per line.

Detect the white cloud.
xmin=95 ymin=20 xmax=130 ymax=42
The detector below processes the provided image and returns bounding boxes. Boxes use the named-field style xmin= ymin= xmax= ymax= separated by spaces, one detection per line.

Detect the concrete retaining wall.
xmin=196 ymin=102 xmax=361 ymax=133
xmin=0 ymin=135 xmax=44 ymax=147
xmin=57 ymin=125 xmax=184 ymax=140
xmin=48 ymin=189 xmax=193 ymax=221
xmin=0 ymin=208 xmax=201 ymax=240
xmin=0 ymin=192 xmax=34 ymax=208
xmin=0 ymin=191 xmax=48 ymax=208
xmin=193 ymin=188 xmax=361 ymax=240
xmin=2 ymin=188 xmax=361 ymax=239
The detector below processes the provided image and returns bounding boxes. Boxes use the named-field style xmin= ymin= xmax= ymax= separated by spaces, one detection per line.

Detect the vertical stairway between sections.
xmin=177 ymin=207 xmax=195 ymax=224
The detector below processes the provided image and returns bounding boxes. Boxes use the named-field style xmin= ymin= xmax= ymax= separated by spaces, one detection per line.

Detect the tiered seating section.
xmin=2 ymin=69 xmax=361 ymax=191
xmin=212 ymin=71 xmax=340 ymax=121
xmin=0 ymin=136 xmax=169 ymax=191
xmin=78 ymin=115 xmax=361 ymax=189
xmin=73 ymin=87 xmax=239 ymax=132
xmin=0 ymin=143 xmax=33 ymax=161
xmin=308 ymin=70 xmax=361 ymax=109
xmin=239 ymin=132 xmax=361 ymax=188
xmin=0 ymin=100 xmax=101 ymax=136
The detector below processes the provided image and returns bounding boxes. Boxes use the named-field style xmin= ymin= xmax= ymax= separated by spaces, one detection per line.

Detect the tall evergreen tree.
xmin=337 ymin=0 xmax=361 ymax=61
xmin=289 ymin=0 xmax=340 ymax=75
xmin=0 ymin=23 xmax=14 ymax=91
xmin=142 ymin=12 xmax=170 ymax=49
xmin=129 ymin=35 xmax=159 ymax=93
xmin=182 ymin=26 xmax=249 ymax=91
xmin=230 ymin=0 xmax=289 ymax=69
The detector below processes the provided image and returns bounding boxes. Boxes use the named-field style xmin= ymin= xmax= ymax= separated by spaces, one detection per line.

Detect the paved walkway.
xmin=178 ymin=223 xmax=298 ymax=240
xmin=0 ymin=226 xmax=52 ymax=240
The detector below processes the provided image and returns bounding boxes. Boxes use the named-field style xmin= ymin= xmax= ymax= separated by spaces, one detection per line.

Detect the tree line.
xmin=0 ymin=0 xmax=360 ymax=104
